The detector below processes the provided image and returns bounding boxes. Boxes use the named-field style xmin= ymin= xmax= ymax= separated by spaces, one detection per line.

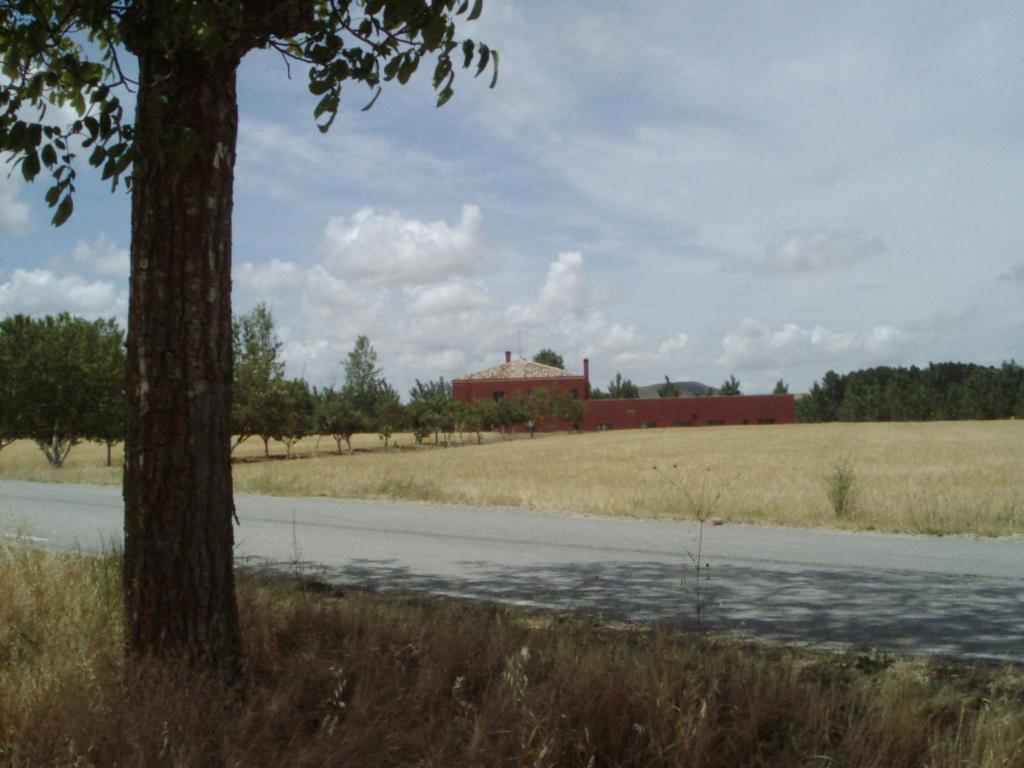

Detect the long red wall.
xmin=580 ymin=394 xmax=795 ymax=429
xmin=452 ymin=373 xmax=795 ymax=429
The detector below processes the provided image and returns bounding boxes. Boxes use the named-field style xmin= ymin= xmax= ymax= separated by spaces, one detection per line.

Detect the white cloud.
xmin=229 ymin=204 xmax=700 ymax=390
xmin=0 ymin=268 xmax=126 ymax=319
xmin=70 ymin=234 xmax=130 ymax=278
xmin=736 ymin=229 xmax=885 ymax=273
xmin=321 ymin=204 xmax=488 ymax=286
xmin=235 ymin=258 xmax=305 ymax=296
xmin=0 ymin=171 xmax=31 ymax=234
xmin=405 ymin=278 xmax=490 ymax=316
xmin=658 ymin=333 xmax=690 ymax=355
xmin=717 ymin=318 xmax=912 ymax=371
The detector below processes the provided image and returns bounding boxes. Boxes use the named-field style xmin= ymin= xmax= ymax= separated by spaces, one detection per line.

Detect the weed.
xmin=653 ymin=463 xmax=737 ymax=630
xmin=826 ymin=460 xmax=857 ymax=518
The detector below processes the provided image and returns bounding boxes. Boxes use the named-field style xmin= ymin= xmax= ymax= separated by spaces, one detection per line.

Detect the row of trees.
xmin=231 ymin=307 xmax=590 ymax=457
xmin=0 ymin=314 xmax=124 ymax=467
xmin=797 ymin=362 xmax=1024 ymax=422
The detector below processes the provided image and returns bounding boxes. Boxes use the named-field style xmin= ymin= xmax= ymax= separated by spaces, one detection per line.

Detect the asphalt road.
xmin=2 ymin=479 xmax=1021 ymax=663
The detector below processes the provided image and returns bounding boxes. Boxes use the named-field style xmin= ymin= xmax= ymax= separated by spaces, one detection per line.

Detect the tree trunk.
xmin=123 ymin=47 xmax=241 ymax=671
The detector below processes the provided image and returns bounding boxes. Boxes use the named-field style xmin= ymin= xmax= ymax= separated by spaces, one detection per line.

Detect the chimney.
xmin=505 ymin=350 xmax=511 ymax=363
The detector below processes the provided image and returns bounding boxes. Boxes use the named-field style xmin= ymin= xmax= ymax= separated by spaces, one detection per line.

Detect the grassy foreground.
xmin=2 ymin=421 xmax=1022 ymax=536
xmin=2 ymin=543 xmax=1022 ymax=767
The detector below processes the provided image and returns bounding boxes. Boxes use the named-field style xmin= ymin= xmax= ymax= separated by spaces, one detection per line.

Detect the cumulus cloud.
xmin=405 ymin=278 xmax=490 ymax=316
xmin=737 ymin=229 xmax=885 ymax=273
xmin=658 ymin=333 xmax=689 ymax=355
xmin=229 ymin=205 xmax=700 ymax=390
xmin=0 ymin=172 xmax=31 ymax=234
xmin=71 ymin=234 xmax=130 ymax=278
xmin=321 ymin=204 xmax=488 ymax=286
xmin=997 ymin=263 xmax=1024 ymax=283
xmin=717 ymin=318 xmax=911 ymax=371
xmin=0 ymin=268 xmax=127 ymax=319
xmin=235 ymin=258 xmax=305 ymax=296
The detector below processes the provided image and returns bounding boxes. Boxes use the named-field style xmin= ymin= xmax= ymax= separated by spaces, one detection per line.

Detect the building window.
xmin=492 ymin=391 xmax=505 ymax=402
xmin=757 ymin=418 xmax=775 ymax=425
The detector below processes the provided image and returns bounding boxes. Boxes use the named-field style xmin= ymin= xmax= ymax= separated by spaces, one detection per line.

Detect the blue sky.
xmin=2 ymin=0 xmax=1022 ymax=395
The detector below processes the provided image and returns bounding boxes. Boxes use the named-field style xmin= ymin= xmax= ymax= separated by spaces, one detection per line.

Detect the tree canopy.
xmin=719 ymin=375 xmax=742 ymax=396
xmin=0 ymin=313 xmax=125 ymax=466
xmin=1 ymin=0 xmax=498 ymax=223
xmin=532 ymin=348 xmax=564 ymax=369
xmin=657 ymin=376 xmax=681 ymax=398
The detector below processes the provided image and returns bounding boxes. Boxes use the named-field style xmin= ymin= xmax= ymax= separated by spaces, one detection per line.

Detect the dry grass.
xmin=2 ymin=421 xmax=1022 ymax=535
xmin=2 ymin=541 xmax=1023 ymax=767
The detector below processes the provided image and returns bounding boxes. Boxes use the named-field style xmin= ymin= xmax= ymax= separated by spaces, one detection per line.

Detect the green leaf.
xmin=489 ymin=50 xmax=499 ymax=88
xmin=360 ymin=87 xmax=382 ymax=112
xmin=397 ymin=55 xmax=419 ymax=85
xmin=468 ymin=0 xmax=484 ymax=21
xmin=51 ymin=195 xmax=73 ymax=227
xmin=40 ymin=144 xmax=57 ymax=168
xmin=308 ymin=77 xmax=331 ymax=96
xmin=21 ymin=150 xmax=40 ymax=181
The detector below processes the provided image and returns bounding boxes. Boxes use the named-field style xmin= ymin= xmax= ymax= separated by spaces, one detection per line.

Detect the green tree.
xmin=408 ymin=377 xmax=455 ymax=445
xmin=343 ymin=335 xmax=385 ymax=418
xmin=772 ymin=379 xmax=789 ymax=395
xmin=1 ymin=0 xmax=496 ymax=669
xmin=315 ymin=387 xmax=367 ymax=453
xmin=719 ymin=375 xmax=742 ymax=396
xmin=459 ymin=399 xmax=496 ymax=444
xmin=532 ymin=348 xmax=564 ymax=369
xmin=84 ymin=319 xmax=127 ymax=467
xmin=796 ymin=382 xmax=832 ymax=423
xmin=0 ymin=314 xmax=34 ymax=451
xmin=0 ymin=314 xmax=124 ymax=467
xmin=274 ymin=378 xmax=316 ymax=458
xmin=551 ymin=390 xmax=586 ymax=429
xmin=607 ymin=372 xmax=639 ymax=399
xmin=657 ymin=376 xmax=680 ymax=398
xmin=374 ymin=382 xmax=404 ymax=449
xmin=232 ymin=303 xmax=285 ymax=452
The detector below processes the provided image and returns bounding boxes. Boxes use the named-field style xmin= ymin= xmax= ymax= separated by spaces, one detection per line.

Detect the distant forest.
xmin=797 ymin=361 xmax=1024 ymax=423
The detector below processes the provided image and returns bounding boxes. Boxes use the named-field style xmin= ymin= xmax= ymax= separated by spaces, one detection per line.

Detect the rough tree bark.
xmin=121 ymin=0 xmax=314 ymax=673
xmin=122 ymin=46 xmax=243 ymax=669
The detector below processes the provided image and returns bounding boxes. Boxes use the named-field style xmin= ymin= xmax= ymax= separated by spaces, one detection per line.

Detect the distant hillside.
xmin=636 ymin=380 xmax=718 ymax=399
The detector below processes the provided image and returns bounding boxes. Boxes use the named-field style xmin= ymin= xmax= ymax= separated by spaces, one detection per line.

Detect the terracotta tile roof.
xmin=463 ymin=358 xmax=582 ymax=380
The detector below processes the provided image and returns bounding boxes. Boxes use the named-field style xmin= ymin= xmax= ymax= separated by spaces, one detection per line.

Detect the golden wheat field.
xmin=1 ymin=421 xmax=1022 ymax=536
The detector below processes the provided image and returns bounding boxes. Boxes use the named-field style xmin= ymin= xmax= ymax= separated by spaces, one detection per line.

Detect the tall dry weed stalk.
xmin=653 ymin=464 xmax=737 ymax=629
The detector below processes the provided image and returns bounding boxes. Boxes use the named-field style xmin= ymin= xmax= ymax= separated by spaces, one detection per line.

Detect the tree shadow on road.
xmin=237 ymin=554 xmax=1023 ymax=663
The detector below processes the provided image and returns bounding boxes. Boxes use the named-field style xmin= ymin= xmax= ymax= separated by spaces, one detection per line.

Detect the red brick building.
xmin=452 ymin=350 xmax=590 ymax=404
xmin=452 ymin=352 xmax=796 ymax=430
